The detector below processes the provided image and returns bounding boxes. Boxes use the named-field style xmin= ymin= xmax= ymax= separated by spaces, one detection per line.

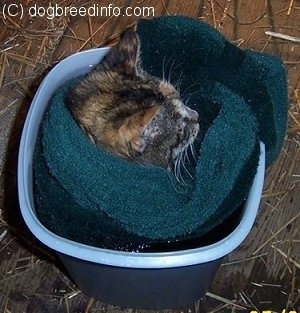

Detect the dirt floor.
xmin=0 ymin=0 xmax=299 ymax=312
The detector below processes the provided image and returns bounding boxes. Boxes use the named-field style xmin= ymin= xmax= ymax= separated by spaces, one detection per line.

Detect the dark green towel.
xmin=33 ymin=16 xmax=287 ymax=248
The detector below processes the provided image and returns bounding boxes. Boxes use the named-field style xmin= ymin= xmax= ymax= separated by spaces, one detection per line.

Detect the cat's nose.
xmin=187 ymin=107 xmax=199 ymax=123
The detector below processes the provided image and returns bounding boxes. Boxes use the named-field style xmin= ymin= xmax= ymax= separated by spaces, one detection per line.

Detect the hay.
xmin=205 ymin=292 xmax=251 ymax=310
xmin=265 ymin=30 xmax=300 ymax=43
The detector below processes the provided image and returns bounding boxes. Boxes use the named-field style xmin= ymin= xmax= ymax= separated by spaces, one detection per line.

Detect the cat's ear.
xmin=100 ymin=30 xmax=141 ymax=76
xmin=130 ymin=136 xmax=146 ymax=153
xmin=130 ymin=105 xmax=160 ymax=152
xmin=119 ymin=106 xmax=160 ymax=154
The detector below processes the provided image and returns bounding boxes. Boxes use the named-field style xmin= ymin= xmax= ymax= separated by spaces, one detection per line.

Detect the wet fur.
xmin=67 ymin=31 xmax=199 ymax=178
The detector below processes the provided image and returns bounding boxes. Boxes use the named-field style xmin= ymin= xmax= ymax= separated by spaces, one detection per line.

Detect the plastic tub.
xmin=18 ymin=48 xmax=265 ymax=309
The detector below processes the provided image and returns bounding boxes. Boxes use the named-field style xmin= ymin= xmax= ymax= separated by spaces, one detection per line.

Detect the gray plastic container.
xmin=18 ymin=48 xmax=265 ymax=309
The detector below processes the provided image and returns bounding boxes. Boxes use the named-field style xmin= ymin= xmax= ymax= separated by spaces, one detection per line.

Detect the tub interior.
xmin=18 ymin=48 xmax=265 ymax=269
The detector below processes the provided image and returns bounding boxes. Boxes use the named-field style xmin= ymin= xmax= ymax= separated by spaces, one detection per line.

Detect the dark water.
xmin=111 ymin=204 xmax=244 ymax=253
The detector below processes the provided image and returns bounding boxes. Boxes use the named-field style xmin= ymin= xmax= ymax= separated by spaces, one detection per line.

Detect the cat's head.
xmin=86 ymin=31 xmax=200 ymax=172
xmin=136 ymin=95 xmax=200 ymax=173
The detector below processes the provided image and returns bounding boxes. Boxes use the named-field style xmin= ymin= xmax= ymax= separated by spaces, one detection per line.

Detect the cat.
xmin=67 ymin=30 xmax=199 ymax=180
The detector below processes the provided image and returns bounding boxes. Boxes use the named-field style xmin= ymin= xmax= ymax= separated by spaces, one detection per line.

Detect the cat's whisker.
xmin=182 ymin=91 xmax=202 ymax=107
xmin=182 ymin=91 xmax=203 ymax=105
xmin=166 ymin=59 xmax=184 ymax=84
xmin=182 ymin=90 xmax=205 ymax=108
xmin=174 ymin=71 xmax=184 ymax=95
xmin=161 ymin=57 xmax=173 ymax=83
xmin=167 ymin=59 xmax=177 ymax=84
xmin=174 ymin=158 xmax=182 ymax=184
xmin=171 ymin=62 xmax=185 ymax=85
xmin=181 ymin=83 xmax=202 ymax=95
xmin=183 ymin=144 xmax=192 ymax=165
xmin=162 ymin=56 xmax=167 ymax=82
xmin=174 ymin=152 xmax=188 ymax=185
xmin=177 ymin=148 xmax=195 ymax=184
xmin=181 ymin=158 xmax=194 ymax=181
xmin=182 ymin=146 xmax=188 ymax=162
xmin=182 ymin=95 xmax=193 ymax=106
xmin=178 ymin=161 xmax=186 ymax=184
xmin=189 ymin=142 xmax=197 ymax=163
xmin=183 ymin=145 xmax=195 ymax=178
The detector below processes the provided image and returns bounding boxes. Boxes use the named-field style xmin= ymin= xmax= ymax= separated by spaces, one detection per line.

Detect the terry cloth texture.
xmin=33 ymin=16 xmax=287 ymax=247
